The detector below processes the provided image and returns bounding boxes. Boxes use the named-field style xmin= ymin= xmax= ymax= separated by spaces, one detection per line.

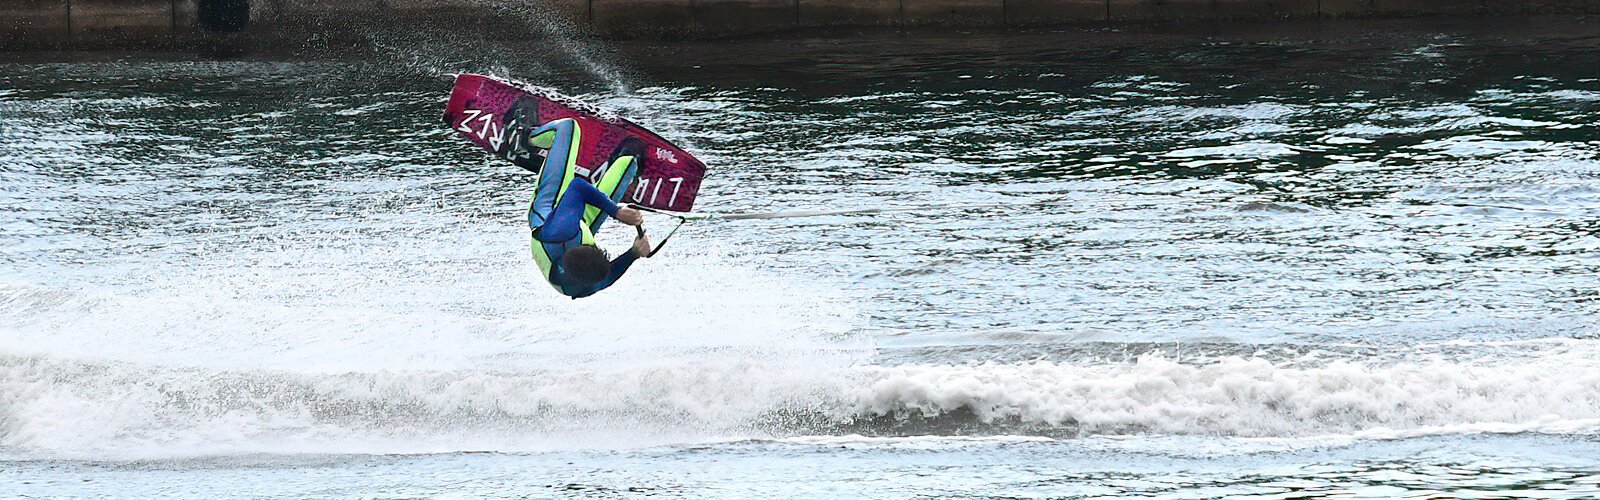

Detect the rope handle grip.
xmin=629 ymin=205 xmax=686 ymax=258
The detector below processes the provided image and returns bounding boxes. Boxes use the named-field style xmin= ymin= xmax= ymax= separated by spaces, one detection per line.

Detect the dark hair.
xmin=562 ymin=244 xmax=610 ymax=288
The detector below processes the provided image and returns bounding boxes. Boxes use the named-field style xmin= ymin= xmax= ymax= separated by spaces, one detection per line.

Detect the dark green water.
xmin=1 ymin=15 xmax=1597 ymax=498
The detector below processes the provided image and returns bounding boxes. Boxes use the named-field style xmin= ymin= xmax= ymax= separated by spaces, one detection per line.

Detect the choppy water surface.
xmin=2 ymin=16 xmax=1598 ymax=498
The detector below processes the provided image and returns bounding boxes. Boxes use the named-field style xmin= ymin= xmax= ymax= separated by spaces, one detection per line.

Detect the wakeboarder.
xmin=523 ymin=117 xmax=651 ymax=299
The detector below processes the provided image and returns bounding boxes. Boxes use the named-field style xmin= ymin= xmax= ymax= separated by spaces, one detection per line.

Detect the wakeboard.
xmin=444 ymin=74 xmax=705 ymax=213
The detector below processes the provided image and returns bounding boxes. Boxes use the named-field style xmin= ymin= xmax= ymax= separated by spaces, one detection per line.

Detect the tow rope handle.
xmin=632 ymin=209 xmax=686 ymax=258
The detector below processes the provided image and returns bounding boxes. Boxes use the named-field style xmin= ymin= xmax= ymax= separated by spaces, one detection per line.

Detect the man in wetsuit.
xmin=523 ymin=117 xmax=651 ymax=298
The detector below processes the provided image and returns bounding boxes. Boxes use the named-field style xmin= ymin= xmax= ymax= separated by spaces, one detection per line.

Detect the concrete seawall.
xmin=2 ymin=0 xmax=1596 ymax=49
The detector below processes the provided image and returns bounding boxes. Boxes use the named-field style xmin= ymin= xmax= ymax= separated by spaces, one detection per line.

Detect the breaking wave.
xmin=4 ymin=337 xmax=1598 ymax=458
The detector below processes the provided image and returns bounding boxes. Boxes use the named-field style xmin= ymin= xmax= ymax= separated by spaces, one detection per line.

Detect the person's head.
xmin=561 ymin=244 xmax=609 ymax=289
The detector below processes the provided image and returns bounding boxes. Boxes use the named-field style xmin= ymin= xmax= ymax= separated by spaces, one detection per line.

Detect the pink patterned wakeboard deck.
xmin=444 ymin=74 xmax=706 ymax=213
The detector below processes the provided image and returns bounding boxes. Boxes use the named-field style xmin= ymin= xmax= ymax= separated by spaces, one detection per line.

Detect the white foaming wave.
xmin=5 ymin=343 xmax=1600 ymax=458
xmin=0 ymin=349 xmax=854 ymax=459
xmin=847 ymin=350 xmax=1600 ymax=437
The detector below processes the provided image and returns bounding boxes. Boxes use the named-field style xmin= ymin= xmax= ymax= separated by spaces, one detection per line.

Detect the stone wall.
xmin=1 ymin=0 xmax=1595 ymax=49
